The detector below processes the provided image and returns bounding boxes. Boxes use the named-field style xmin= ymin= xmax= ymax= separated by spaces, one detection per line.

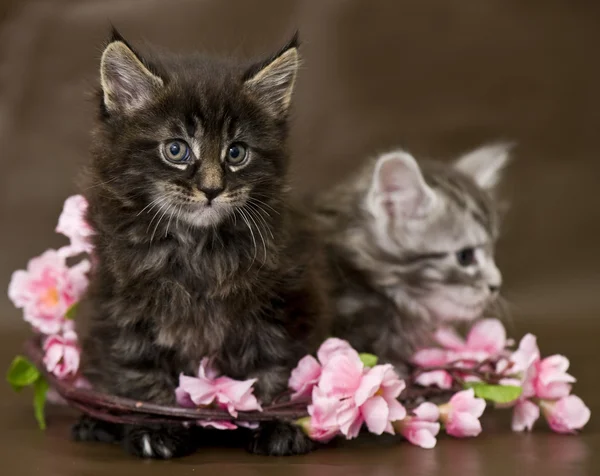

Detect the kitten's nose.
xmin=201 ymin=186 xmax=224 ymax=202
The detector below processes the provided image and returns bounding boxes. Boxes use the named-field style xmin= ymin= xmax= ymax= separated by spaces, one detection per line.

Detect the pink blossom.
xmin=317 ymin=338 xmax=355 ymax=365
xmin=303 ymin=387 xmax=344 ymax=442
xmin=56 ymin=195 xmax=94 ymax=256
xmin=395 ymin=402 xmax=441 ymax=449
xmin=512 ymin=399 xmax=540 ymax=432
xmin=327 ymin=361 xmax=406 ymax=438
xmin=176 ymin=358 xmax=262 ymax=417
xmin=412 ymin=348 xmax=453 ymax=389
xmin=439 ymin=389 xmax=486 ymax=438
xmin=8 ymin=250 xmax=90 ymax=334
xmin=319 ymin=350 xmax=365 ymax=399
xmin=43 ymin=329 xmax=80 ymax=379
xmin=541 ymin=395 xmax=591 ymax=434
xmin=289 ymin=355 xmax=322 ymax=399
xmin=288 ymin=338 xmax=356 ymax=399
xmin=535 ymin=355 xmax=576 ymax=400
xmin=435 ymin=318 xmax=507 ymax=362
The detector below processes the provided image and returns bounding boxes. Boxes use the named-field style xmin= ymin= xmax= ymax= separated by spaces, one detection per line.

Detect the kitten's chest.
xmin=154 ymin=300 xmax=230 ymax=366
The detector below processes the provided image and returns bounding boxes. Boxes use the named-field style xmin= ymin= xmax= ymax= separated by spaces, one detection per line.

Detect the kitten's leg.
xmin=77 ymin=345 xmax=197 ymax=459
xmin=72 ymin=414 xmax=122 ymax=443
xmin=122 ymin=424 xmax=197 ymax=459
xmin=247 ymin=366 xmax=316 ymax=456
xmin=247 ymin=421 xmax=316 ymax=456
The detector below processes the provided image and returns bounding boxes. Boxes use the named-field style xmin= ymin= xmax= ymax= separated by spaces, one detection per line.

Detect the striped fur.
xmin=311 ymin=144 xmax=511 ymax=375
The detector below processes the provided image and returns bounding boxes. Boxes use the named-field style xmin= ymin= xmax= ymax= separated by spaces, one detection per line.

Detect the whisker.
xmin=244 ymin=206 xmax=267 ymax=264
xmin=237 ymin=208 xmax=257 ymax=269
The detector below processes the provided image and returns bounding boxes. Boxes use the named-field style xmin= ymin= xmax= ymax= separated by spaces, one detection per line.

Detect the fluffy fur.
xmin=311 ymin=144 xmax=511 ymax=375
xmin=75 ymin=30 xmax=330 ymax=458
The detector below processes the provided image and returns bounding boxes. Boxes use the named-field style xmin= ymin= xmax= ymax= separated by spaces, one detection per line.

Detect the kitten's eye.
xmin=226 ymin=143 xmax=248 ymax=166
xmin=163 ymin=140 xmax=191 ymax=163
xmin=456 ymin=247 xmax=476 ymax=267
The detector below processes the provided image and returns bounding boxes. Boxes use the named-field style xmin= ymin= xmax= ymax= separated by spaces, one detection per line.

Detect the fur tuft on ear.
xmin=367 ymin=151 xmax=436 ymax=220
xmin=243 ymin=33 xmax=301 ymax=117
xmin=100 ymin=33 xmax=163 ymax=114
xmin=454 ymin=142 xmax=514 ymax=190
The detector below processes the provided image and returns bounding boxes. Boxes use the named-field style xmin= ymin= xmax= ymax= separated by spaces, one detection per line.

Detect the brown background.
xmin=0 ymin=0 xmax=598 ymax=474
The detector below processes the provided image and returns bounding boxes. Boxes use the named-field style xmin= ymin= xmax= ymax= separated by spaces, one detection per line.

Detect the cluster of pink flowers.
xmin=175 ymin=358 xmax=262 ymax=430
xmin=394 ymin=388 xmax=486 ymax=448
xmin=502 ymin=334 xmax=590 ymax=434
xmin=411 ymin=319 xmax=590 ymax=436
xmin=290 ymin=338 xmax=486 ymax=447
xmin=8 ymin=195 xmax=93 ymax=386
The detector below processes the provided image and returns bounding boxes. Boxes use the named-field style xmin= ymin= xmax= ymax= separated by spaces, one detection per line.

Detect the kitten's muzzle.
xmin=200 ymin=185 xmax=224 ymax=202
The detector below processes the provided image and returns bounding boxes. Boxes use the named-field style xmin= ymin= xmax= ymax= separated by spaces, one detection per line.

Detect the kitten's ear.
xmin=100 ymin=32 xmax=163 ymax=114
xmin=243 ymin=33 xmax=300 ymax=117
xmin=454 ymin=142 xmax=513 ymax=190
xmin=368 ymin=151 xmax=436 ymax=219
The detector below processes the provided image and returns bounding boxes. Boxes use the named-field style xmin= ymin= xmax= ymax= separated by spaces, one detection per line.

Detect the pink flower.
xmin=8 ymin=250 xmax=90 ymax=334
xmin=439 ymin=389 xmax=486 ymax=438
xmin=435 ymin=318 xmax=507 ymax=362
xmin=322 ymin=358 xmax=406 ymax=438
xmin=56 ymin=195 xmax=94 ymax=256
xmin=317 ymin=338 xmax=355 ymax=365
xmin=541 ymin=395 xmax=591 ymax=434
xmin=512 ymin=399 xmax=540 ymax=432
xmin=289 ymin=355 xmax=322 ymax=399
xmin=288 ymin=338 xmax=356 ymax=400
xmin=303 ymin=387 xmax=344 ymax=442
xmin=535 ymin=355 xmax=576 ymax=400
xmin=412 ymin=348 xmax=453 ymax=389
xmin=43 ymin=329 xmax=80 ymax=379
xmin=395 ymin=402 xmax=441 ymax=449
xmin=176 ymin=358 xmax=262 ymax=417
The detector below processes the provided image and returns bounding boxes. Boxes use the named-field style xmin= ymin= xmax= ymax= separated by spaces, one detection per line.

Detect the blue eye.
xmin=163 ymin=140 xmax=191 ymax=163
xmin=226 ymin=143 xmax=248 ymax=166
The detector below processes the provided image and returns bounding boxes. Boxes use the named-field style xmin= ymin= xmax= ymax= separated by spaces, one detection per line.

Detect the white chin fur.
xmin=181 ymin=203 xmax=230 ymax=228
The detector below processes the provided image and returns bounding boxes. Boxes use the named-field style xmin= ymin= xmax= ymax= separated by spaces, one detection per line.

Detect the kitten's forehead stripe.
xmin=422 ymin=161 xmax=497 ymax=237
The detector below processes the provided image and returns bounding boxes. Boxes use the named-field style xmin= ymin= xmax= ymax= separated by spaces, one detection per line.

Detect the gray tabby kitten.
xmin=312 ymin=144 xmax=511 ymax=375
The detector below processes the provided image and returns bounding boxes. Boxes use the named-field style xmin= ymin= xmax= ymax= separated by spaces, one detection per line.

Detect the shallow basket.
xmin=24 ymin=337 xmax=455 ymax=426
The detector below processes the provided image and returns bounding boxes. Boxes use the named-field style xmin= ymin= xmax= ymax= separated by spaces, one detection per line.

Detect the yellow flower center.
xmin=41 ymin=287 xmax=59 ymax=307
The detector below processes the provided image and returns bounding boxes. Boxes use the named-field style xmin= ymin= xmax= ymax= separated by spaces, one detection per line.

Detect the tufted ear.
xmin=100 ymin=31 xmax=164 ymax=114
xmin=243 ymin=33 xmax=300 ymax=118
xmin=367 ymin=151 xmax=437 ymax=221
xmin=455 ymin=142 xmax=513 ymax=191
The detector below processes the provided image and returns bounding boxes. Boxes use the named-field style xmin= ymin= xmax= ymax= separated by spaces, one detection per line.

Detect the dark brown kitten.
xmin=74 ymin=30 xmax=330 ymax=458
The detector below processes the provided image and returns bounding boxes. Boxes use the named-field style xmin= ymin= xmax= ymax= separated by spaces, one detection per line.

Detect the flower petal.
xmin=434 ymin=327 xmax=466 ymax=350
xmin=446 ymin=412 xmax=482 ymax=438
xmin=413 ymin=402 xmax=440 ymax=422
xmin=361 ymin=396 xmax=389 ymax=435
xmin=512 ymin=400 xmax=540 ymax=432
xmin=407 ymin=427 xmax=438 ymax=449
xmin=466 ymin=318 xmax=506 ymax=354
xmin=317 ymin=338 xmax=355 ymax=365
xmin=289 ymin=355 xmax=321 ymax=399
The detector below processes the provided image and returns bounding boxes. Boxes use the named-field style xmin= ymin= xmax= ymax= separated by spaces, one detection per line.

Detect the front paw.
xmin=72 ymin=414 xmax=122 ymax=443
xmin=123 ymin=424 xmax=196 ymax=459
xmin=247 ymin=422 xmax=316 ymax=456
